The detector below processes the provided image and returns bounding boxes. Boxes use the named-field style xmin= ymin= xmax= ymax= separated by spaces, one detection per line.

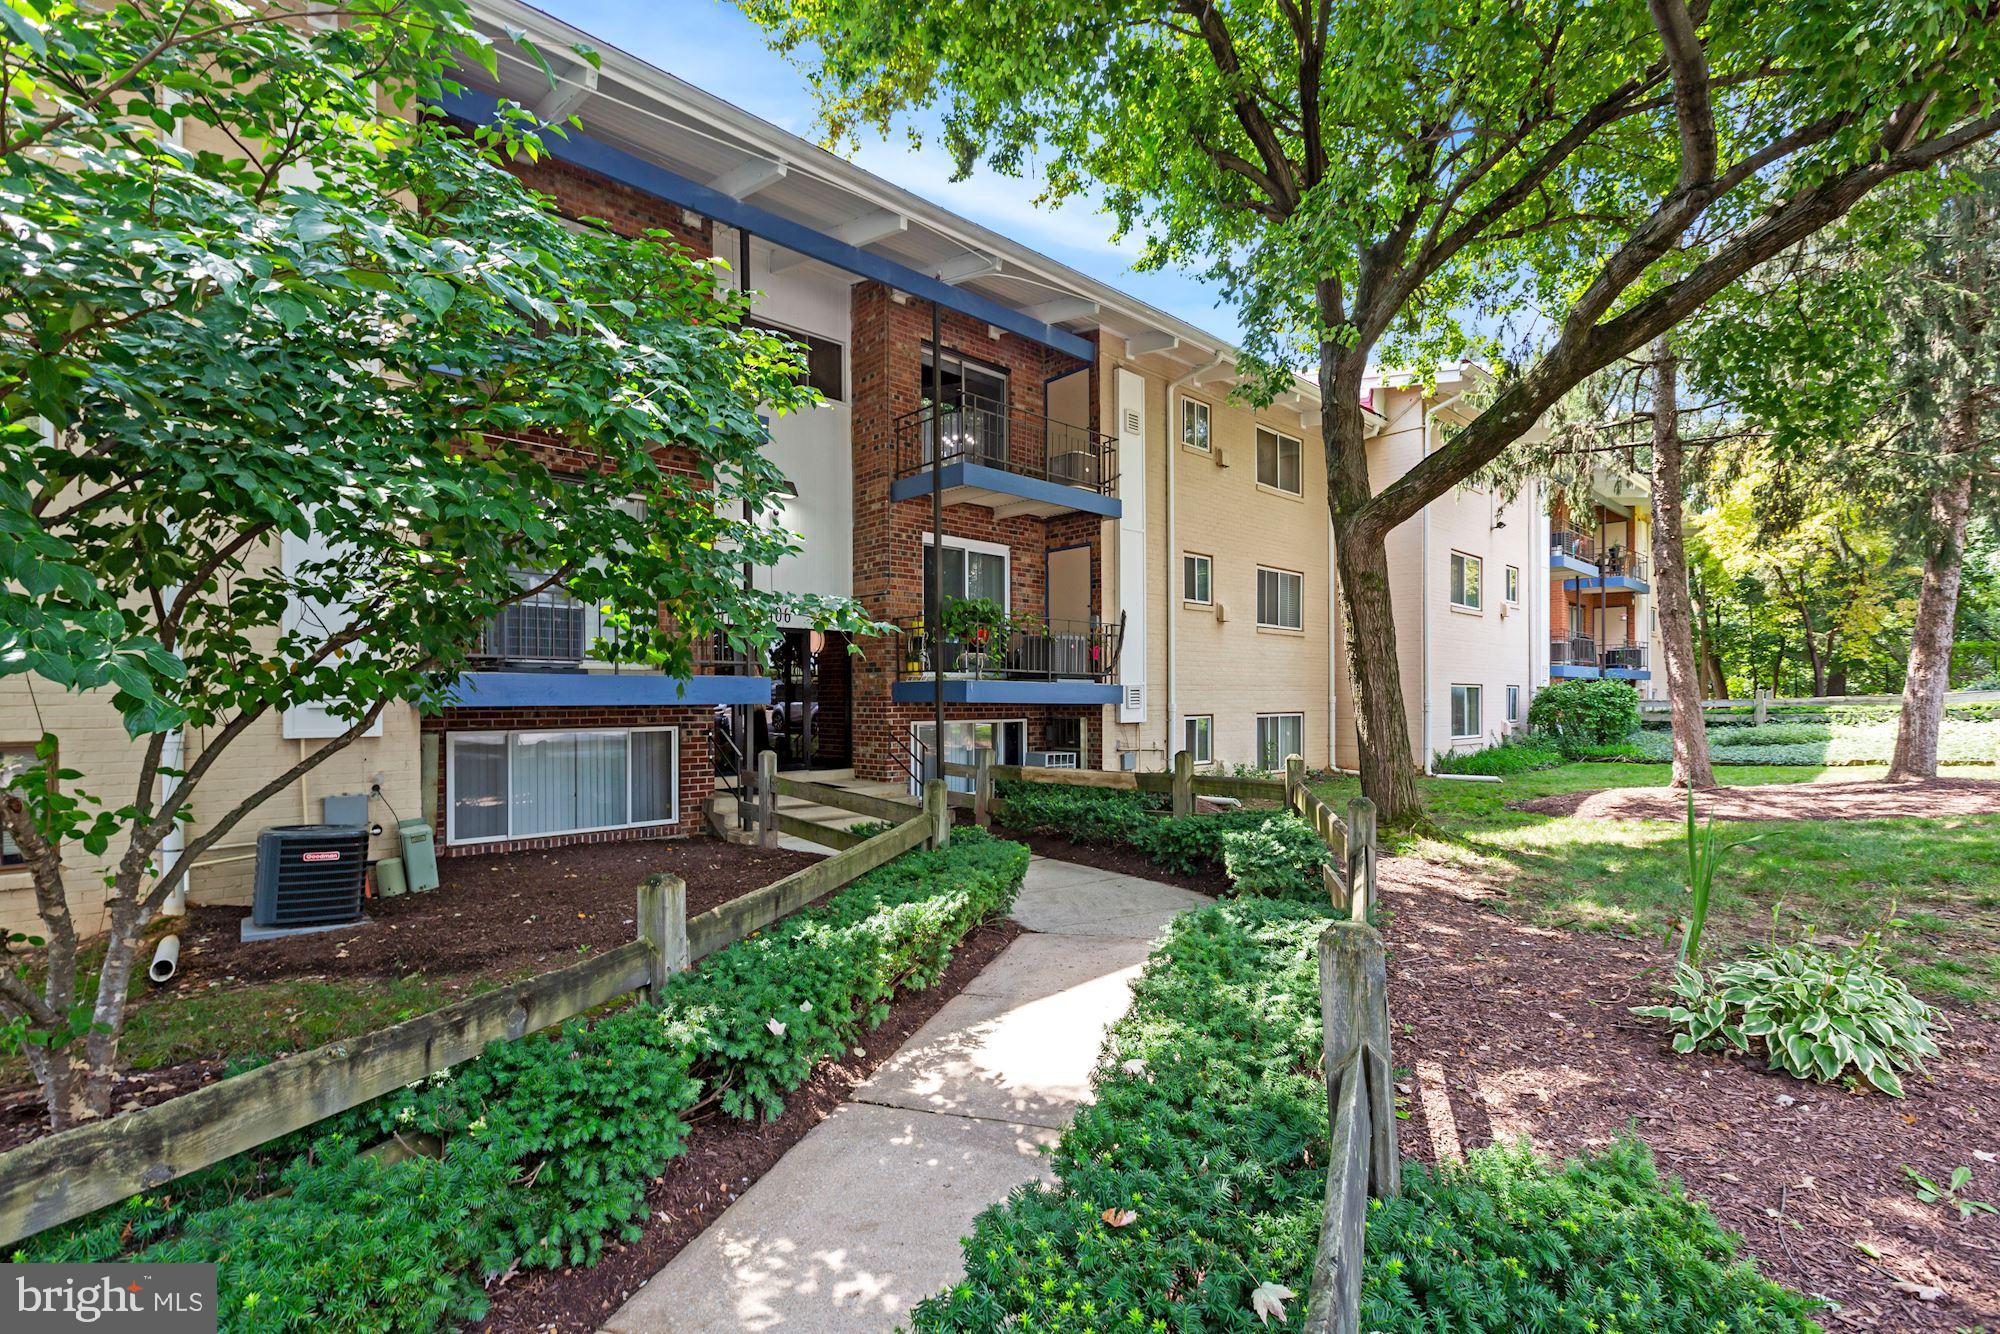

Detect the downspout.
xmin=1162 ymin=354 xmax=1224 ymax=761
xmin=1420 ymin=391 xmax=1466 ymax=776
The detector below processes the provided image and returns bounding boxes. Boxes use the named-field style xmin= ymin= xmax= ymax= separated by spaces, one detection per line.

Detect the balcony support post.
xmin=929 ymin=298 xmax=946 ymax=787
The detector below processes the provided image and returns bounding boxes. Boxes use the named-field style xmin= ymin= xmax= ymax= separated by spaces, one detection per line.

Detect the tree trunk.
xmin=1334 ymin=524 xmax=1424 ymax=821
xmin=1319 ymin=329 xmax=1423 ymax=826
xmin=1646 ymin=338 xmax=1716 ymax=788
xmin=1888 ymin=401 xmax=1978 ymax=780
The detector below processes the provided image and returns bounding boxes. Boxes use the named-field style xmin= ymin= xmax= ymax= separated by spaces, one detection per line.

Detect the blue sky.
xmin=533 ymin=0 xmax=1247 ymax=345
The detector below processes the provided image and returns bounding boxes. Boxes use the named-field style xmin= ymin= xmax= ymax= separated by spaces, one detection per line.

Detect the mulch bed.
xmin=989 ymin=824 xmax=1229 ymax=896
xmin=470 ymin=916 xmax=1026 ymax=1333
xmin=1516 ymin=776 xmax=2000 ymax=822
xmin=1380 ymin=855 xmax=2000 ymax=1330
xmin=176 ymin=837 xmax=827 ymax=985
xmin=0 ymin=1058 xmax=226 ymax=1155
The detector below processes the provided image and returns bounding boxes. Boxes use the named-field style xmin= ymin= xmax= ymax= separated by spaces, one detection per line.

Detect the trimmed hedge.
xmin=996 ymin=780 xmax=1326 ymax=898
xmin=913 ymin=899 xmax=1820 ymax=1333
xmin=16 ymin=830 xmax=1029 ymax=1329
xmin=1624 ymin=718 xmax=2000 ymax=766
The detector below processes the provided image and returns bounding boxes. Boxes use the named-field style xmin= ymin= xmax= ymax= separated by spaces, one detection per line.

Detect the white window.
xmin=1183 ymin=552 xmax=1213 ymax=604
xmin=1256 ymin=427 xmax=1302 ymax=495
xmin=1450 ymin=552 xmax=1482 ymax=610
xmin=1183 ymin=715 xmax=1214 ymax=765
xmin=922 ymin=534 xmax=1010 ymax=608
xmin=1450 ymin=685 xmax=1482 ymax=739
xmin=1 ymin=744 xmax=35 ymax=867
xmin=1255 ymin=714 xmax=1304 ymax=771
xmin=1256 ymin=566 xmax=1303 ymax=630
xmin=1504 ymin=564 xmax=1520 ymax=604
xmin=1180 ymin=397 xmax=1212 ymax=452
xmin=1506 ymin=684 xmax=1521 ymax=724
xmin=447 ymin=727 xmax=678 ymax=845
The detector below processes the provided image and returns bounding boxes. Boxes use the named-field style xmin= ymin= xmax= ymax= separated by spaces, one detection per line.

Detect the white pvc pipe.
xmin=157 ymin=728 xmax=188 ymax=916
xmin=149 ymin=934 xmax=181 ymax=984
xmin=1162 ymin=354 xmax=1226 ymax=764
xmin=1419 ymin=391 xmax=1466 ymax=776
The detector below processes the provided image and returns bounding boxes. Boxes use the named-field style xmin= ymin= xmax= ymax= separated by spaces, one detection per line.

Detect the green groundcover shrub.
xmin=1433 ymin=735 xmax=1567 ymax=776
xmin=912 ymin=899 xmax=1819 ymax=1333
xmin=16 ymin=831 xmax=1029 ymax=1330
xmin=1527 ymin=679 xmax=1641 ymax=746
xmin=996 ymin=781 xmax=1325 ymax=898
xmin=1624 ymin=717 xmax=2000 ymax=766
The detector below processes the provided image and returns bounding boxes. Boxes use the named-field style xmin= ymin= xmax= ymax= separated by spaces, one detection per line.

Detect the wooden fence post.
xmin=636 ymin=873 xmax=688 ymax=1003
xmin=1753 ymin=687 xmax=1770 ymax=726
xmin=972 ymin=748 xmax=994 ymax=828
xmin=924 ymin=778 xmax=951 ymax=849
xmin=756 ymin=748 xmax=778 ymax=848
xmin=1285 ymin=753 xmax=1305 ymax=807
xmin=1344 ymin=797 xmax=1377 ymax=923
xmin=1171 ymin=747 xmax=1193 ymax=818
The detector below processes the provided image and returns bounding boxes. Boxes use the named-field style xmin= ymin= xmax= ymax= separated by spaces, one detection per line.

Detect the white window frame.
xmin=1255 ymin=713 xmax=1305 ymax=771
xmin=1506 ymin=684 xmax=1521 ymax=724
xmin=921 ymin=531 xmax=1012 ymax=611
xmin=1255 ymin=427 xmax=1303 ymax=496
xmin=1180 ymin=396 xmax=1212 ymax=453
xmin=1449 ymin=551 xmax=1483 ymax=611
xmin=1183 ymin=715 xmax=1214 ymax=766
xmin=1450 ymin=685 xmax=1482 ymax=740
xmin=445 ymin=726 xmax=680 ymax=846
xmin=1182 ymin=552 xmax=1213 ymax=605
xmin=1504 ymin=564 xmax=1521 ymax=605
xmin=1256 ymin=565 xmax=1304 ymax=631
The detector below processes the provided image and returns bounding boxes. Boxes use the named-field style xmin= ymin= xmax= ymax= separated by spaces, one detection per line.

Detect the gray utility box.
xmin=252 ymin=824 xmax=369 ymax=928
xmin=398 ymin=818 xmax=440 ymax=892
xmin=321 ymin=792 xmax=370 ymax=828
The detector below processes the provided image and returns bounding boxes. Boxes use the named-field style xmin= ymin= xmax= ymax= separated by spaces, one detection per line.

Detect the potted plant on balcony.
xmin=940 ymin=596 xmax=1009 ymax=677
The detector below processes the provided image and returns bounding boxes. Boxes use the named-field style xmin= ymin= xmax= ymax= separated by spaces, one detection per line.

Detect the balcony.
xmin=890 ymin=615 xmax=1125 ymax=706
xmin=1601 ymin=643 xmax=1651 ymax=678
xmin=454 ymin=587 xmax=772 ymax=708
xmin=1549 ymin=529 xmax=1598 ymax=577
xmin=888 ymin=392 xmax=1123 ymax=520
xmin=1550 ymin=635 xmax=1600 ymax=679
xmin=1564 ymin=546 xmax=1650 ymax=594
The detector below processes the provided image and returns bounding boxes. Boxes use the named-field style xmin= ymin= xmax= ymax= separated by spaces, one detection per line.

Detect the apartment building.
xmin=1549 ymin=469 xmax=1665 ymax=699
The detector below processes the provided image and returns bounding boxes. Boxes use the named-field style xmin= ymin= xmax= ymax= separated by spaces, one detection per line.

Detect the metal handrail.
xmin=1550 ymin=529 xmax=1597 ymax=563
xmin=1602 ymin=643 xmax=1650 ymax=670
xmin=894 ymin=614 xmax=1122 ymax=682
xmin=893 ymin=391 xmax=1117 ymax=495
xmin=1600 ymin=549 xmax=1650 ymax=583
xmin=1550 ymin=634 xmax=1598 ymax=665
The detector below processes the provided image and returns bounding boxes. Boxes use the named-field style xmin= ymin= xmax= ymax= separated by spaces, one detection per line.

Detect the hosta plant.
xmin=1633 ymin=936 xmax=1942 ymax=1096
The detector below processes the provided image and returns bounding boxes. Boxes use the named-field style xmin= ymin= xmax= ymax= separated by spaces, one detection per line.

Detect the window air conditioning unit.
xmin=252 ymin=824 xmax=369 ymax=929
xmin=1026 ymin=750 xmax=1079 ymax=769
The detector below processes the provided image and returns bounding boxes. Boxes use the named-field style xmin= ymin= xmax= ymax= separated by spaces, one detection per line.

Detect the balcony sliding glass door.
xmin=919 ymin=348 xmax=1009 ymax=467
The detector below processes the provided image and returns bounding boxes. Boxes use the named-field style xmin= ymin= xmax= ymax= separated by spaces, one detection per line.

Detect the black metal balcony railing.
xmin=895 ymin=615 xmax=1123 ymax=682
xmin=1602 ymin=644 xmax=1650 ymax=671
xmin=1550 ymin=529 xmax=1597 ymax=564
xmin=476 ymin=585 xmax=598 ymax=666
xmin=1550 ymin=634 xmax=1598 ymax=666
xmin=1599 ymin=548 xmax=1650 ymax=583
xmin=894 ymin=392 xmax=1118 ymax=496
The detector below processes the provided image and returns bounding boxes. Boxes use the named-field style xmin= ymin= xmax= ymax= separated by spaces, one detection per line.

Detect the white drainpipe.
xmin=1162 ymin=354 xmax=1225 ymax=761
xmin=1420 ymin=391 xmax=1466 ymax=776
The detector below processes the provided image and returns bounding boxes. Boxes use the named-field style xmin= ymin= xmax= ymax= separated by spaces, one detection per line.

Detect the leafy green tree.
xmin=1696 ymin=161 xmax=2000 ymax=769
xmin=739 ymin=0 xmax=2000 ymax=822
xmin=0 ymin=0 xmax=869 ymax=1126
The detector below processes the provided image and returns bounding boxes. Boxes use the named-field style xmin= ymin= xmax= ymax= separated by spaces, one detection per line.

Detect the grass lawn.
xmin=1313 ymin=764 xmax=2000 ymax=1013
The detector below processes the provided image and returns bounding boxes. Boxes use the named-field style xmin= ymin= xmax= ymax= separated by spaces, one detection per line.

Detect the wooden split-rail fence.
xmin=0 ymin=779 xmax=954 ymax=1250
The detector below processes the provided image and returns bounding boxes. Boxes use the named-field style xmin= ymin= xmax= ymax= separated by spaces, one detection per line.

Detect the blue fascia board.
xmin=887 ymin=460 xmax=1122 ymax=518
xmin=1549 ymin=552 xmax=1598 ymax=578
xmin=891 ymin=678 xmax=1122 ymax=706
xmin=436 ymin=89 xmax=1095 ymax=363
xmin=445 ymin=671 xmax=773 ymax=708
xmin=1548 ymin=663 xmax=1601 ymax=679
xmin=1604 ymin=667 xmax=1652 ymax=680
xmin=1563 ymin=575 xmax=1650 ymax=594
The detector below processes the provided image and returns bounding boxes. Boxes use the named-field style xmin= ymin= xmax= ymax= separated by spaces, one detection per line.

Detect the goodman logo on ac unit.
xmin=5 ymin=1265 xmax=216 ymax=1332
xmin=299 ymin=850 xmax=342 ymax=863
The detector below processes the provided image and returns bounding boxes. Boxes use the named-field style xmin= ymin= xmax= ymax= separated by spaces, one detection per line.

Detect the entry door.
xmin=1047 ymin=546 xmax=1092 ymax=676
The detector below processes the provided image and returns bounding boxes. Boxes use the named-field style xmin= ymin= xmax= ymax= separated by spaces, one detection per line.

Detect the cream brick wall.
xmin=1103 ymin=341 xmax=1333 ymax=774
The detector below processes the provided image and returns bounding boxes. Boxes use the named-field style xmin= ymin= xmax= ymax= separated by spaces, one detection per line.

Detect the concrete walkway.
xmin=603 ymin=856 xmax=1207 ymax=1333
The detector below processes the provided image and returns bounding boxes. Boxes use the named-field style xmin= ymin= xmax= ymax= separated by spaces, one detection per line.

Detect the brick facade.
xmin=500 ymin=152 xmax=713 ymax=255
xmin=423 ymin=704 xmax=713 ymax=857
xmin=847 ymin=283 xmax=1106 ymax=779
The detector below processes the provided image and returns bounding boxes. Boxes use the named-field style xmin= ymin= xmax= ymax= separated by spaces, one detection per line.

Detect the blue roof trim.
xmin=1603 ymin=667 xmax=1652 ymax=680
xmin=436 ymin=89 xmax=1096 ymax=363
xmin=1549 ymin=663 xmax=1601 ymax=679
xmin=891 ymin=678 xmax=1122 ymax=706
xmin=887 ymin=460 xmax=1122 ymax=518
xmin=445 ymin=671 xmax=772 ymax=708
xmin=1550 ymin=551 xmax=1598 ymax=578
xmin=1563 ymin=575 xmax=1651 ymax=595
